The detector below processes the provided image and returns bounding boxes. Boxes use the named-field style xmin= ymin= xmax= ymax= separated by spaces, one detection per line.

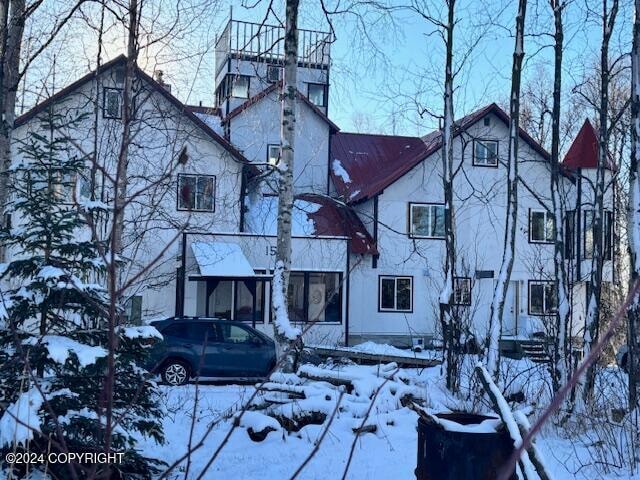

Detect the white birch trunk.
xmin=549 ymin=0 xmax=570 ymax=393
xmin=0 ymin=0 xmax=25 ymax=261
xmin=272 ymin=0 xmax=302 ymax=367
xmin=486 ymin=0 xmax=527 ymax=379
xmin=439 ymin=0 xmax=458 ymax=391
xmin=627 ymin=0 xmax=640 ymax=409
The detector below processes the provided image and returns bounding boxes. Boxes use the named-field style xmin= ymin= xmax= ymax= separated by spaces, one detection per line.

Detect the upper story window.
xmin=216 ymin=75 xmax=251 ymax=105
xmin=177 ymin=174 xmax=215 ymax=212
xmin=565 ymin=210 xmax=575 ymax=258
xmin=473 ymin=139 xmax=498 ymax=167
xmin=529 ymin=281 xmax=556 ymax=316
xmin=231 ymin=75 xmax=250 ymax=98
xmin=584 ymin=210 xmax=613 ymax=260
xmin=379 ymin=276 xmax=413 ymax=312
xmin=453 ymin=277 xmax=472 ymax=305
xmin=529 ymin=209 xmax=554 ymax=243
xmin=409 ymin=203 xmax=445 ymax=239
xmin=103 ymin=87 xmax=122 ymax=119
xmin=267 ymin=144 xmax=280 ymax=166
xmin=307 ymin=83 xmax=327 ymax=107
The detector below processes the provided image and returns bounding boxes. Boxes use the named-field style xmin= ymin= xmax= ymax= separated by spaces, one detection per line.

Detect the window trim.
xmin=307 ymin=82 xmax=327 ymax=107
xmin=176 ymin=173 xmax=216 ymax=212
xmin=378 ymin=275 xmax=414 ymax=313
xmin=527 ymin=280 xmax=557 ymax=316
xmin=103 ymin=87 xmax=123 ymax=119
xmin=267 ymin=143 xmax=281 ymax=166
xmin=472 ymin=139 xmax=499 ymax=167
xmin=408 ymin=202 xmax=446 ymax=239
xmin=528 ymin=208 xmax=555 ymax=244
xmin=453 ymin=277 xmax=472 ymax=306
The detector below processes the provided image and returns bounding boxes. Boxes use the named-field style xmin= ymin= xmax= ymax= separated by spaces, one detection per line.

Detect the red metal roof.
xmin=330 ymin=133 xmax=431 ymax=204
xmin=298 ymin=194 xmax=377 ymax=255
xmin=330 ymin=103 xmax=552 ymax=204
xmin=562 ymin=119 xmax=617 ymax=171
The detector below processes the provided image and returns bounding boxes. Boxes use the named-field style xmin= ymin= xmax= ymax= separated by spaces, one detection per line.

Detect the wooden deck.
xmin=309 ymin=346 xmax=441 ymax=368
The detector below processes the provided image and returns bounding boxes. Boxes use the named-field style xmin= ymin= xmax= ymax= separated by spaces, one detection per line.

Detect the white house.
xmin=10 ymin=17 xmax=615 ymax=352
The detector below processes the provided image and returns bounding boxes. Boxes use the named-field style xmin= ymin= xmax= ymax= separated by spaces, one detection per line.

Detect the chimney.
xmin=154 ymin=70 xmax=171 ymax=92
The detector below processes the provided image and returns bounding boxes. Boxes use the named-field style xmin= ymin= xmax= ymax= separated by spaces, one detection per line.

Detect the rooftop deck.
xmin=215 ymin=19 xmax=332 ymax=74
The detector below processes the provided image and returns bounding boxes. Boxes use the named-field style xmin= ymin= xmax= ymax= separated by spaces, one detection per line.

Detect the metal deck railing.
xmin=215 ymin=19 xmax=332 ymax=75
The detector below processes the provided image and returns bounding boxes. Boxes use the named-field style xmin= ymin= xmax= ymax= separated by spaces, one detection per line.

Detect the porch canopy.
xmin=191 ymin=241 xmax=256 ymax=278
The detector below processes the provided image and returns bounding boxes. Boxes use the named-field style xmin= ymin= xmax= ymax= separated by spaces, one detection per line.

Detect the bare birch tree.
xmin=0 ymin=0 xmax=25 ymax=260
xmin=272 ymin=0 xmax=302 ymax=368
xmin=486 ymin=0 xmax=527 ymax=379
xmin=548 ymin=0 xmax=570 ymax=393
xmin=578 ymin=0 xmax=619 ymax=405
xmin=438 ymin=0 xmax=458 ymax=392
xmin=627 ymin=0 xmax=640 ymax=409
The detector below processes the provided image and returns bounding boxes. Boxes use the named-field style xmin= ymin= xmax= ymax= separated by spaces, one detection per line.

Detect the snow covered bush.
xmin=0 ymin=111 xmax=164 ymax=479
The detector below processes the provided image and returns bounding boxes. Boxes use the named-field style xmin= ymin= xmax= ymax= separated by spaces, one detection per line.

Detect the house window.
xmin=528 ymin=281 xmax=556 ymax=316
xmin=379 ymin=276 xmax=413 ymax=312
xmin=453 ymin=277 xmax=472 ymax=305
xmin=103 ymin=88 xmax=122 ymax=119
xmin=267 ymin=144 xmax=280 ymax=166
xmin=287 ymin=271 xmax=342 ymax=322
xmin=231 ymin=75 xmax=250 ymax=98
xmin=473 ymin=140 xmax=498 ymax=166
xmin=409 ymin=203 xmax=445 ymax=238
xmin=584 ymin=210 xmax=613 ymax=260
xmin=177 ymin=174 xmax=215 ymax=211
xmin=124 ymin=295 xmax=142 ymax=324
xmin=565 ymin=210 xmax=575 ymax=258
xmin=529 ymin=210 xmax=554 ymax=243
xmin=307 ymin=83 xmax=327 ymax=107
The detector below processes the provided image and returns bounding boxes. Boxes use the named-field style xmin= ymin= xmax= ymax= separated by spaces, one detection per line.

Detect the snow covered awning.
xmin=191 ymin=241 xmax=255 ymax=277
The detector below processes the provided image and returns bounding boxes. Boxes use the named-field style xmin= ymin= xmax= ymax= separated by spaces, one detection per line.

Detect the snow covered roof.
xmin=562 ymin=119 xmax=617 ymax=172
xmin=330 ymin=103 xmax=552 ymax=205
xmin=244 ymin=194 xmax=377 ymax=255
xmin=191 ymin=241 xmax=255 ymax=277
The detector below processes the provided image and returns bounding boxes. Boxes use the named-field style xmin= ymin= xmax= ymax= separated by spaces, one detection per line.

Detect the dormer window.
xmin=473 ymin=139 xmax=498 ymax=167
xmin=307 ymin=83 xmax=327 ymax=107
xmin=103 ymin=87 xmax=122 ymax=119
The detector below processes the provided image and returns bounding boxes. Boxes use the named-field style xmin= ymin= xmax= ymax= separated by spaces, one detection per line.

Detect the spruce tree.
xmin=0 ymin=110 xmax=165 ymax=479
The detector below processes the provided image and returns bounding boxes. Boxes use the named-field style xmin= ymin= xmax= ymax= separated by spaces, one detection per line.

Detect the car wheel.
xmin=162 ymin=360 xmax=190 ymax=386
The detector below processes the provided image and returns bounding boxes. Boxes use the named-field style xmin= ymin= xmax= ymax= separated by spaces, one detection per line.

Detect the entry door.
xmin=503 ymin=281 xmax=519 ymax=336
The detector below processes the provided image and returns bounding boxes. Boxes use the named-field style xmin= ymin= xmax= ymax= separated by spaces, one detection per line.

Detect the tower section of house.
xmin=214 ymin=16 xmax=336 ymax=194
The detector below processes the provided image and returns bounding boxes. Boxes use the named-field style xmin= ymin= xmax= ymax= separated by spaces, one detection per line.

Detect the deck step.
xmin=520 ymin=341 xmax=551 ymax=364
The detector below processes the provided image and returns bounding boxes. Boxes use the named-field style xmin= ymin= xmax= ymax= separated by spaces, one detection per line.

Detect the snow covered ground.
xmin=139 ymin=358 xmax=640 ymax=480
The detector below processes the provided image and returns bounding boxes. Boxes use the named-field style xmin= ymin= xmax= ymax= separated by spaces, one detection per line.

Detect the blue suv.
xmin=148 ymin=318 xmax=276 ymax=385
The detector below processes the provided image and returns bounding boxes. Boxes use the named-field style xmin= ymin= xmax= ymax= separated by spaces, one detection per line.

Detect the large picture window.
xmin=177 ymin=174 xmax=215 ymax=212
xmin=287 ymin=271 xmax=342 ymax=323
xmin=528 ymin=281 xmax=557 ymax=316
xmin=529 ymin=209 xmax=554 ymax=243
xmin=473 ymin=140 xmax=498 ymax=166
xmin=379 ymin=276 xmax=413 ymax=312
xmin=409 ymin=203 xmax=445 ymax=238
